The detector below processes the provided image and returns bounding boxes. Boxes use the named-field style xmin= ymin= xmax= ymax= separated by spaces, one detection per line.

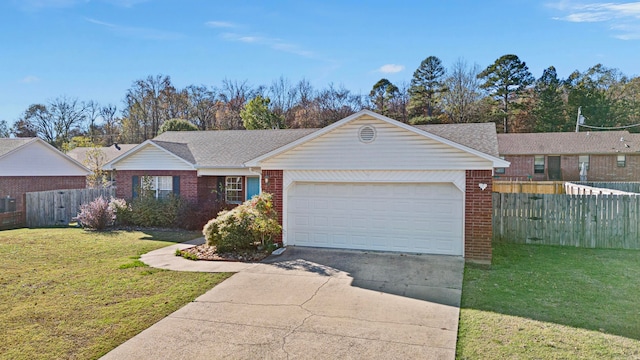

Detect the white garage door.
xmin=287 ymin=182 xmax=463 ymax=255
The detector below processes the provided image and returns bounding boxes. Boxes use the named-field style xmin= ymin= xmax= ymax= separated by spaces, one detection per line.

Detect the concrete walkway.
xmin=102 ymin=239 xmax=464 ymax=360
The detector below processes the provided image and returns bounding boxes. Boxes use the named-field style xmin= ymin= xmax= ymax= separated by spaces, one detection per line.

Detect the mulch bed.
xmin=179 ymin=244 xmax=271 ymax=262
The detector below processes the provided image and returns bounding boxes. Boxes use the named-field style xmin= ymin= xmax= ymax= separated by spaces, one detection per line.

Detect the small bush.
xmin=203 ymin=193 xmax=281 ymax=252
xmin=178 ymin=200 xmax=231 ymax=231
xmin=175 ymin=249 xmax=198 ymax=261
xmin=129 ymin=194 xmax=184 ymax=228
xmin=109 ymin=197 xmax=132 ymax=226
xmin=77 ymin=196 xmax=114 ymax=231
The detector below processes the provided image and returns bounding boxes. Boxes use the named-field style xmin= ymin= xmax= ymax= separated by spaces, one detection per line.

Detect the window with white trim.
xmin=579 ymin=155 xmax=590 ymax=171
xmin=225 ymin=177 xmax=243 ymax=204
xmin=141 ymin=176 xmax=173 ymax=199
xmin=534 ymin=155 xmax=545 ymax=174
xmin=618 ymin=154 xmax=626 ymax=167
xmin=495 ymin=156 xmax=506 ymax=174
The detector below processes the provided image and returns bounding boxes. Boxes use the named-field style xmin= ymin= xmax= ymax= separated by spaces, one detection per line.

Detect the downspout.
xmin=248 ymin=167 xmax=262 ymax=194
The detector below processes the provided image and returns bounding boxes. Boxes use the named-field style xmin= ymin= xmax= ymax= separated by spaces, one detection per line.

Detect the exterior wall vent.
xmin=358 ymin=125 xmax=376 ymax=143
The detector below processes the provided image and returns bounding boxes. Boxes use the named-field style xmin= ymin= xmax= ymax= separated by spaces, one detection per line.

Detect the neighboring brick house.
xmin=67 ymin=143 xmax=137 ymax=185
xmin=104 ymin=110 xmax=508 ymax=263
xmin=0 ymin=138 xmax=90 ymax=224
xmin=496 ymin=131 xmax=640 ymax=182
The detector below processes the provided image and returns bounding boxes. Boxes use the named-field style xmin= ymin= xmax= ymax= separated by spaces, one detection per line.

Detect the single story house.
xmin=497 ymin=131 xmax=640 ymax=181
xmin=104 ymin=110 xmax=509 ymax=263
xmin=67 ymin=143 xmax=138 ymax=185
xmin=0 ymin=138 xmax=90 ymax=217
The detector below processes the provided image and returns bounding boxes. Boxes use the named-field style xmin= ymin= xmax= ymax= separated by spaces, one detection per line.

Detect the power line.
xmin=579 ymin=123 xmax=640 ymax=130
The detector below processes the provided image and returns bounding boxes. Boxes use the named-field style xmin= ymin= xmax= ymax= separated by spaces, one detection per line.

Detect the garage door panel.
xmin=287 ymin=182 xmax=463 ymax=255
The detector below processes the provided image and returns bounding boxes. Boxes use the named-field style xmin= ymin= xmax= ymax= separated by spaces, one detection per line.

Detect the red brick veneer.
xmin=500 ymin=154 xmax=640 ymax=182
xmin=0 ymin=176 xmax=86 ymax=213
xmin=465 ymin=170 xmax=493 ymax=263
xmin=115 ymin=170 xmax=199 ymax=203
xmin=261 ymin=170 xmax=283 ymax=244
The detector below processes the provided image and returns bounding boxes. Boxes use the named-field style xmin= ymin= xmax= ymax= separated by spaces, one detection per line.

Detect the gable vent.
xmin=358 ymin=125 xmax=376 ymax=143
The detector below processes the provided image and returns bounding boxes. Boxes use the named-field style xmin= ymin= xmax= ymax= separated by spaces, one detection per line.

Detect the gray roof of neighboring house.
xmin=497 ymin=131 xmax=640 ymax=155
xmin=415 ymin=122 xmax=500 ymax=157
xmin=67 ymin=144 xmax=138 ymax=165
xmin=0 ymin=138 xmax=35 ymax=158
xmin=152 ymin=129 xmax=318 ymax=167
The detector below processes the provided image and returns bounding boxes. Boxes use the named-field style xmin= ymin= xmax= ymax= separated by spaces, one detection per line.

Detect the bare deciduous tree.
xmin=442 ymin=59 xmax=483 ymax=123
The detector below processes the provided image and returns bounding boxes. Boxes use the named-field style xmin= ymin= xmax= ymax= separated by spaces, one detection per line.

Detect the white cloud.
xmin=377 ymin=64 xmax=405 ymax=73
xmin=220 ymin=32 xmax=315 ymax=58
xmin=205 ymin=21 xmax=236 ymax=28
xmin=86 ymin=18 xmax=183 ymax=40
xmin=549 ymin=1 xmax=640 ymax=39
xmin=20 ymin=75 xmax=40 ymax=83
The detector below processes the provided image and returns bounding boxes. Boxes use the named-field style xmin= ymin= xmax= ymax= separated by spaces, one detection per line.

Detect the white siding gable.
xmin=0 ymin=140 xmax=88 ymax=176
xmin=261 ymin=115 xmax=494 ymax=170
xmin=113 ymin=144 xmax=194 ymax=171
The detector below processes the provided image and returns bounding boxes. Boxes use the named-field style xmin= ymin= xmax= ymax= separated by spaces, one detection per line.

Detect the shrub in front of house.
xmin=77 ymin=196 xmax=115 ymax=231
xmin=128 ymin=194 xmax=184 ymax=228
xmin=178 ymin=199 xmax=231 ymax=231
xmin=109 ymin=197 xmax=132 ymax=226
xmin=203 ymin=193 xmax=281 ymax=252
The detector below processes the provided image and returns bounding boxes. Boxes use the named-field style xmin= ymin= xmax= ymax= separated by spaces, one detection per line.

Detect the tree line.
xmin=4 ymin=54 xmax=640 ymax=150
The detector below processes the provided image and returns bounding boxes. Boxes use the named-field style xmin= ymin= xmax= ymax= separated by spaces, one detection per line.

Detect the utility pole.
xmin=575 ymin=106 xmax=584 ymax=132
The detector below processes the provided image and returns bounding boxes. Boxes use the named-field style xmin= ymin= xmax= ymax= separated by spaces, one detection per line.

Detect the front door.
xmin=246 ymin=177 xmax=260 ymax=200
xmin=548 ymin=156 xmax=562 ymax=180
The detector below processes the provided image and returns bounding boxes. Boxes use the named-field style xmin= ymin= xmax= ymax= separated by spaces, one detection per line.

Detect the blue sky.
xmin=1 ymin=0 xmax=639 ymax=124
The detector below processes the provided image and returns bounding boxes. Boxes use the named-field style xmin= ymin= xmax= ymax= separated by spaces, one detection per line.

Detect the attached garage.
xmin=248 ymin=110 xmax=510 ymax=262
xmin=287 ymin=182 xmax=463 ymax=255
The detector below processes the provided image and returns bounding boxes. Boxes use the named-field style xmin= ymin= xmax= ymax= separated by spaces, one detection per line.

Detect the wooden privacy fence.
xmin=25 ymin=188 xmax=115 ymax=227
xmin=493 ymin=181 xmax=565 ymax=194
xmin=493 ymin=192 xmax=640 ymax=250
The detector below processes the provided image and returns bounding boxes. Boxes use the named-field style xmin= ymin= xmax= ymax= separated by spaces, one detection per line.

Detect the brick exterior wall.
xmin=0 ymin=176 xmax=86 ymax=213
xmin=261 ymin=170 xmax=283 ymax=244
xmin=115 ymin=170 xmax=199 ymax=203
xmin=589 ymin=154 xmax=640 ymax=181
xmin=499 ymin=154 xmax=640 ymax=182
xmin=465 ymin=170 xmax=493 ymax=263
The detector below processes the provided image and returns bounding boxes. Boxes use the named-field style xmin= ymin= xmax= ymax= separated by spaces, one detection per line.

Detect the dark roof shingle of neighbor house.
xmin=415 ymin=123 xmax=500 ymax=157
xmin=0 ymin=138 xmax=35 ymax=157
xmin=67 ymin=144 xmax=138 ymax=164
xmin=498 ymin=131 xmax=640 ymax=155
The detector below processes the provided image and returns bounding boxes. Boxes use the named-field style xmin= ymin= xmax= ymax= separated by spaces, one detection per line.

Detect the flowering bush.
xmin=77 ymin=196 xmax=115 ymax=231
xmin=203 ymin=193 xmax=281 ymax=252
xmin=108 ymin=197 xmax=132 ymax=226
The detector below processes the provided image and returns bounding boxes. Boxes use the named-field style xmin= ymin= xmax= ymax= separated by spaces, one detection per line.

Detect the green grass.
xmin=457 ymin=242 xmax=640 ymax=359
xmin=0 ymin=227 xmax=232 ymax=360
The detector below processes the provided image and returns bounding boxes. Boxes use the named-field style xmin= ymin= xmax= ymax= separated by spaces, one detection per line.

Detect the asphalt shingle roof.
xmin=149 ymin=122 xmax=500 ymax=167
xmin=67 ymin=144 xmax=138 ymax=164
xmin=415 ymin=122 xmax=500 ymax=157
xmin=497 ymin=131 xmax=640 ymax=155
xmin=0 ymin=138 xmax=35 ymax=158
xmin=152 ymin=129 xmax=318 ymax=167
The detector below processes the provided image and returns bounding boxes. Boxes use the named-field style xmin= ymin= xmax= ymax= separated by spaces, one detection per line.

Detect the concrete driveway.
xmin=101 ymin=244 xmax=464 ymax=360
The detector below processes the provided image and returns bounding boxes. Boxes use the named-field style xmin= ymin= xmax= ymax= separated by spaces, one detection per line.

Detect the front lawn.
xmin=0 ymin=228 xmax=231 ymax=360
xmin=457 ymin=243 xmax=640 ymax=359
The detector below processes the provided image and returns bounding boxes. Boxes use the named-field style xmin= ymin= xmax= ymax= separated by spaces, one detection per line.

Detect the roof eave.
xmin=102 ymin=140 xmax=196 ymax=170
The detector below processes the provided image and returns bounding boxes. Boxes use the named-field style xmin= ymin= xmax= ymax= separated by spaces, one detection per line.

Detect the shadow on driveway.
xmin=262 ymin=246 xmax=464 ymax=307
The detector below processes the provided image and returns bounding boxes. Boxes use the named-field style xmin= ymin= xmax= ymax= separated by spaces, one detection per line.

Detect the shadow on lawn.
xmin=78 ymin=227 xmax=201 ymax=243
xmin=461 ymin=243 xmax=640 ymax=340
